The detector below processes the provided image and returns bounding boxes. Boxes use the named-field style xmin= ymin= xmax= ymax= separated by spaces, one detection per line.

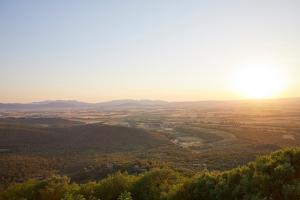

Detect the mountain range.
xmin=0 ymin=99 xmax=169 ymax=110
xmin=0 ymin=98 xmax=299 ymax=110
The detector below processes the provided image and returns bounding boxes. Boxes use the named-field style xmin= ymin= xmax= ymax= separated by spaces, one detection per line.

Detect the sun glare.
xmin=232 ymin=65 xmax=286 ymax=99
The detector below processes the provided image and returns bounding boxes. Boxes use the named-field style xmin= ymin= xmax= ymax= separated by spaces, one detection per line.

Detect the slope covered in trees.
xmin=1 ymin=148 xmax=300 ymax=200
xmin=0 ymin=123 xmax=169 ymax=153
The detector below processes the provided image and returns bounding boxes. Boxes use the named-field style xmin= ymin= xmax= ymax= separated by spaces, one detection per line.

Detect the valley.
xmin=1 ymin=99 xmax=300 ymax=188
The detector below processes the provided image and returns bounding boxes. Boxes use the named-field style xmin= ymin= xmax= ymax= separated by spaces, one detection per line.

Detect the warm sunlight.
xmin=1 ymin=2 xmax=300 ymax=198
xmin=232 ymin=65 xmax=286 ymax=99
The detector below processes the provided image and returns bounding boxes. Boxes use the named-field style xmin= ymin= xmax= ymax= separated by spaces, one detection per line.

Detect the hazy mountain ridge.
xmin=0 ymin=99 xmax=169 ymax=110
xmin=1 ymin=98 xmax=300 ymax=110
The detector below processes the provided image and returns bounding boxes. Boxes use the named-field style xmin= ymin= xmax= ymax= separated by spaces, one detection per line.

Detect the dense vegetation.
xmin=1 ymin=148 xmax=300 ymax=200
xmin=0 ymin=123 xmax=168 ymax=153
xmin=0 ymin=119 xmax=280 ymax=187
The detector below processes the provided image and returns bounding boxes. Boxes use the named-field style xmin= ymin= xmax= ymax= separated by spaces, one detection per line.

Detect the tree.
xmin=131 ymin=168 xmax=184 ymax=200
xmin=93 ymin=172 xmax=136 ymax=200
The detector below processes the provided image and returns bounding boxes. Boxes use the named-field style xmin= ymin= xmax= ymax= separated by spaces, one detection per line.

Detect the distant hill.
xmin=0 ymin=99 xmax=169 ymax=110
xmin=0 ymin=122 xmax=169 ymax=153
xmin=95 ymin=99 xmax=169 ymax=109
xmin=0 ymin=100 xmax=91 ymax=110
xmin=1 ymin=98 xmax=299 ymax=110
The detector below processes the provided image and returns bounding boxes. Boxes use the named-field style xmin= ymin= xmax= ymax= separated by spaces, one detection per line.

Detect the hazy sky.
xmin=0 ymin=0 xmax=299 ymax=103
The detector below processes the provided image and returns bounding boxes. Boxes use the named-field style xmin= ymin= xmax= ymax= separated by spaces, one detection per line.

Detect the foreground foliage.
xmin=1 ymin=148 xmax=300 ymax=200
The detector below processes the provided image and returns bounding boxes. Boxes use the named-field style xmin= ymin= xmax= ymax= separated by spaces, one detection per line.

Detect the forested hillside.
xmin=1 ymin=148 xmax=299 ymax=200
xmin=0 ymin=121 xmax=172 ymax=185
xmin=0 ymin=123 xmax=168 ymax=153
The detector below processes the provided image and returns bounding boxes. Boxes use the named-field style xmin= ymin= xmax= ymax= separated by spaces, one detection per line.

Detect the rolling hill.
xmin=0 ymin=120 xmax=169 ymax=153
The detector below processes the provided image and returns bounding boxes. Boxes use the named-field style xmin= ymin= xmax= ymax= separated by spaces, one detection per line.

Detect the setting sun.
xmin=232 ymin=65 xmax=287 ymax=99
xmin=1 ymin=1 xmax=300 ymax=198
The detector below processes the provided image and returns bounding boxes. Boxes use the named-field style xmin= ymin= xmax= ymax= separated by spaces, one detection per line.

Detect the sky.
xmin=0 ymin=0 xmax=299 ymax=103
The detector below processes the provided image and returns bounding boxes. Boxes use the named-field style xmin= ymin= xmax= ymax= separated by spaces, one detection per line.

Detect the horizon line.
xmin=1 ymin=96 xmax=300 ymax=104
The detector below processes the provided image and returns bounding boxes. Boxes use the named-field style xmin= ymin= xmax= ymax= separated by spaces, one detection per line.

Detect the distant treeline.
xmin=1 ymin=148 xmax=300 ymax=200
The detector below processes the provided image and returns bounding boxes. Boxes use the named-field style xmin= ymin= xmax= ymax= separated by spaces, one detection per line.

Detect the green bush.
xmin=131 ymin=168 xmax=184 ymax=200
xmin=93 ymin=172 xmax=136 ymax=200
